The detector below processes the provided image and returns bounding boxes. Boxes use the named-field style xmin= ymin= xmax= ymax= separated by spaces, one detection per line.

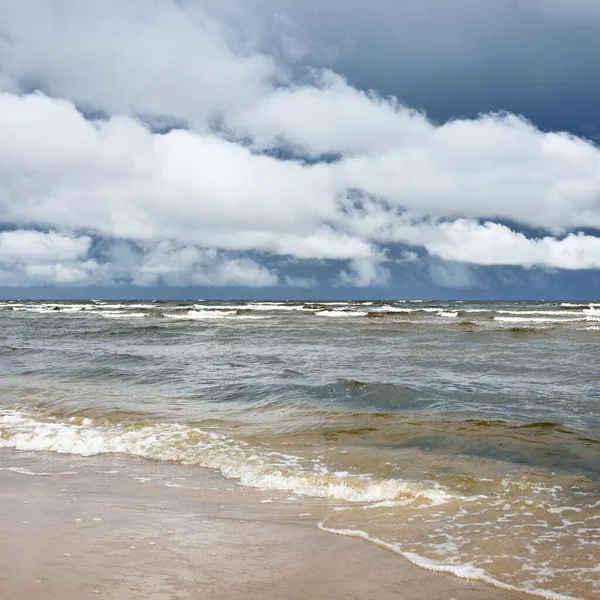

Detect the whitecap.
xmin=316 ymin=311 xmax=369 ymax=318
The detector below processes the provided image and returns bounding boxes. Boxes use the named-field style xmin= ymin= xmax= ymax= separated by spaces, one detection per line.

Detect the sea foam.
xmin=316 ymin=522 xmax=582 ymax=600
xmin=0 ymin=410 xmax=450 ymax=505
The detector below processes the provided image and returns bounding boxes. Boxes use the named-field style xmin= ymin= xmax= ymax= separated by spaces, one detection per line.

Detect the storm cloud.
xmin=1 ymin=0 xmax=599 ymax=293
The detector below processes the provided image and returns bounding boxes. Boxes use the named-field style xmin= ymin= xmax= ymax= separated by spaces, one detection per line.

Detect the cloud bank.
xmin=1 ymin=0 xmax=599 ymax=290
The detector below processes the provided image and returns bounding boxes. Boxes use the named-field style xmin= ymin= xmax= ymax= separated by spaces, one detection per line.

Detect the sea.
xmin=1 ymin=299 xmax=599 ymax=599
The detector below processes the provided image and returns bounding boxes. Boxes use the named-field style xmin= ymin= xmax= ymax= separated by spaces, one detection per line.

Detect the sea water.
xmin=0 ymin=299 xmax=599 ymax=599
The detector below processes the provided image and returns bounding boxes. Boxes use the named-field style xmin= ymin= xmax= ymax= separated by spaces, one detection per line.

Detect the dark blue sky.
xmin=284 ymin=0 xmax=600 ymax=140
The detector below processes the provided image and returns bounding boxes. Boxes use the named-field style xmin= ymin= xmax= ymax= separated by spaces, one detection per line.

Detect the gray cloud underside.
xmin=1 ymin=0 xmax=600 ymax=288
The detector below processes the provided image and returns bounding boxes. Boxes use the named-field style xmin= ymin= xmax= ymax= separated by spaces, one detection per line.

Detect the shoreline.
xmin=0 ymin=449 xmax=528 ymax=600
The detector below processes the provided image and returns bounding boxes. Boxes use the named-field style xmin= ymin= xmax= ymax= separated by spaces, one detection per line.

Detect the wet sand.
xmin=0 ymin=451 xmax=527 ymax=600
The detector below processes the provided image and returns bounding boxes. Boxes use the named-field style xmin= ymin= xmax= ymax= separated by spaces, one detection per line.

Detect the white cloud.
xmin=0 ymin=92 xmax=341 ymax=253
xmin=284 ymin=275 xmax=317 ymax=288
xmin=1 ymin=2 xmax=600 ymax=289
xmin=228 ymin=71 xmax=432 ymax=157
xmin=0 ymin=0 xmax=277 ymax=128
xmin=0 ymin=230 xmax=100 ymax=286
xmin=0 ymin=233 xmax=279 ymax=288
xmin=337 ymin=114 xmax=600 ymax=233
xmin=425 ymin=220 xmax=600 ymax=270
xmin=397 ymin=250 xmax=420 ymax=264
xmin=0 ymin=230 xmax=91 ymax=264
xmin=428 ymin=261 xmax=482 ymax=290
xmin=125 ymin=243 xmax=278 ymax=287
xmin=20 ymin=261 xmax=100 ymax=286
xmin=336 ymin=256 xmax=391 ymax=288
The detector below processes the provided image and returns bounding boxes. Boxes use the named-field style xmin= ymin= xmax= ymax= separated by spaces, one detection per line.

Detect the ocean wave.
xmin=494 ymin=316 xmax=587 ymax=324
xmin=366 ymin=305 xmax=418 ymax=313
xmin=9 ymin=306 xmax=83 ymax=314
xmin=83 ymin=303 xmax=157 ymax=310
xmin=316 ymin=311 xmax=369 ymax=318
xmin=496 ymin=310 xmax=587 ymax=316
xmin=99 ymin=311 xmax=147 ymax=319
xmin=561 ymin=303 xmax=600 ymax=308
xmin=0 ymin=410 xmax=449 ymax=505
xmin=191 ymin=303 xmax=305 ymax=312
xmin=165 ymin=310 xmax=269 ymax=320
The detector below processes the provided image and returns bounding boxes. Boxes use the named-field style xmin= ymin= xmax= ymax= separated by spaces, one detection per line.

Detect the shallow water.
xmin=1 ymin=299 xmax=599 ymax=599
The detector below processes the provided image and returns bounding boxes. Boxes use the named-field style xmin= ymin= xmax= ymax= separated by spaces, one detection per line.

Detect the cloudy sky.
xmin=1 ymin=0 xmax=600 ymax=299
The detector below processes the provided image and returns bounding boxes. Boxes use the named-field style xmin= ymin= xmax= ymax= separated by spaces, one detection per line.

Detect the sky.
xmin=1 ymin=0 xmax=600 ymax=299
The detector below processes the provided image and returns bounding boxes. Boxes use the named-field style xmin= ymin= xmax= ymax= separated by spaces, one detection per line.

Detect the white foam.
xmin=5 ymin=305 xmax=149 ymax=318
xmin=0 ymin=411 xmax=450 ymax=505
xmin=313 ymin=302 xmax=350 ymax=306
xmin=438 ymin=311 xmax=458 ymax=318
xmin=496 ymin=310 xmax=585 ymax=316
xmin=368 ymin=305 xmax=417 ymax=313
xmin=99 ymin=311 xmax=147 ymax=319
xmin=192 ymin=303 xmax=306 ymax=312
xmin=316 ymin=311 xmax=369 ymax=318
xmin=3 ymin=466 xmax=77 ymax=476
xmin=165 ymin=309 xmax=235 ymax=320
xmin=165 ymin=309 xmax=268 ymax=321
xmin=316 ymin=522 xmax=581 ymax=600
xmin=11 ymin=306 xmax=81 ymax=314
xmin=37 ymin=303 xmax=89 ymax=310
xmin=97 ymin=303 xmax=156 ymax=309
xmin=4 ymin=303 xmax=95 ymax=314
xmin=561 ymin=302 xmax=600 ymax=309
xmin=494 ymin=316 xmax=585 ymax=324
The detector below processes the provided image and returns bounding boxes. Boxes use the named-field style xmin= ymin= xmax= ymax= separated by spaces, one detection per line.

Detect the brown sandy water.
xmin=1 ymin=393 xmax=599 ymax=599
xmin=0 ymin=449 xmax=527 ymax=600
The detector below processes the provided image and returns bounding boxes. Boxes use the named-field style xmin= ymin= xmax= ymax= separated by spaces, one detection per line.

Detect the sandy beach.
xmin=0 ymin=450 xmax=528 ymax=600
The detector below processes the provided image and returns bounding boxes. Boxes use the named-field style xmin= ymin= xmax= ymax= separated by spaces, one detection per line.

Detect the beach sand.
xmin=0 ymin=450 xmax=527 ymax=600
